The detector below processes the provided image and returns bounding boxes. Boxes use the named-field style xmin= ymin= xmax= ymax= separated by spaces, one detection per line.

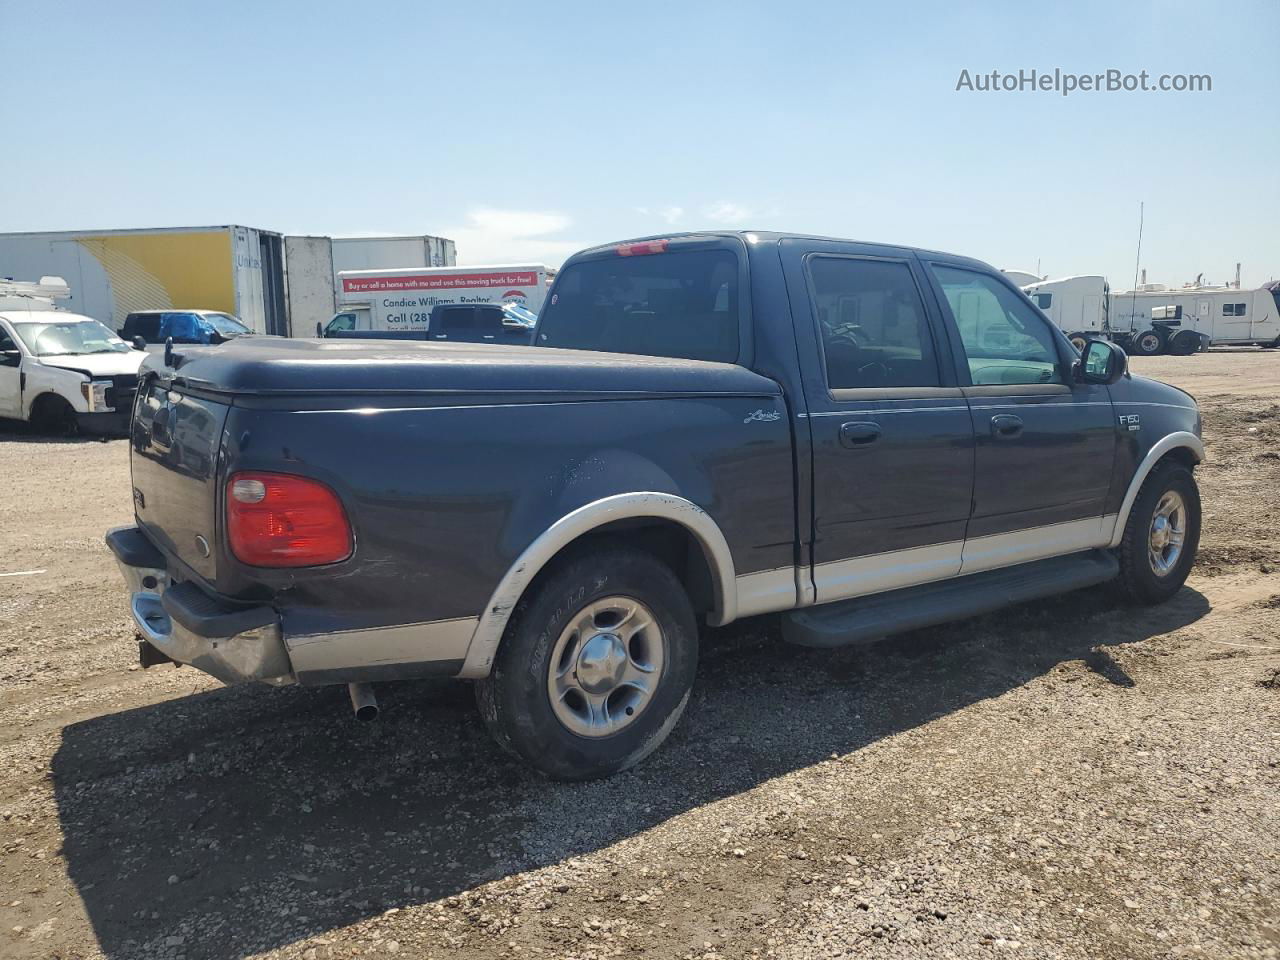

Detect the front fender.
xmin=1107 ymin=431 xmax=1204 ymax=547
xmin=22 ymin=360 xmax=89 ymax=417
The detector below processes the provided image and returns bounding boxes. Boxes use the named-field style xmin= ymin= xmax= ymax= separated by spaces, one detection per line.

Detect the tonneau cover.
xmin=154 ymin=338 xmax=782 ymax=398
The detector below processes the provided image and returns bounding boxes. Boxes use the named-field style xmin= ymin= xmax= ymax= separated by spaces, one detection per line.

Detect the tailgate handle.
xmin=839 ymin=421 xmax=882 ymax=448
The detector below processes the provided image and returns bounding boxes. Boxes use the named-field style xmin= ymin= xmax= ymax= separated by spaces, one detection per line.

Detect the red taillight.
xmin=226 ymin=471 xmax=352 ymax=567
xmin=616 ymin=239 xmax=669 ymax=257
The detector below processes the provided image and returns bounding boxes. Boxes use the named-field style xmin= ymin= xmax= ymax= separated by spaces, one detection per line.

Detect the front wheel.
xmin=1117 ymin=461 xmax=1201 ymax=604
xmin=475 ymin=546 xmax=699 ymax=780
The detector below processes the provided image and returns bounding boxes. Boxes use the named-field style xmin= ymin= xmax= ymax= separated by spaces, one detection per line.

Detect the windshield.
xmin=502 ymin=303 xmax=538 ymax=327
xmin=535 ymin=248 xmax=740 ymax=362
xmin=13 ymin=320 xmax=132 ymax=357
xmin=201 ymin=312 xmax=251 ymax=336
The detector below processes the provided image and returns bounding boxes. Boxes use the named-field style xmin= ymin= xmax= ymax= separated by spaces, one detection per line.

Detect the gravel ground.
xmin=1 ymin=351 xmax=1278 ymax=960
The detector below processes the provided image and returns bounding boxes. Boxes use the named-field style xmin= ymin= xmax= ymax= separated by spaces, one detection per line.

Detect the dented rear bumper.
xmin=105 ymin=526 xmax=293 ymax=686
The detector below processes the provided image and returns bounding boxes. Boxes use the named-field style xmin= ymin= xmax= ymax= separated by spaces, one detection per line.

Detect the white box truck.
xmin=283 ymin=235 xmax=458 ymax=337
xmin=323 ymin=264 xmax=554 ymax=335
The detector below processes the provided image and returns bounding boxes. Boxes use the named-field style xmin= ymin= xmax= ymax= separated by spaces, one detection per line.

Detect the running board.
xmin=782 ymin=549 xmax=1119 ymax=648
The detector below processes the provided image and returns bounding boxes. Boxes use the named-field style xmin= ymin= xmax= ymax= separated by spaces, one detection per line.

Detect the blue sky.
xmin=2 ymin=0 xmax=1277 ymax=287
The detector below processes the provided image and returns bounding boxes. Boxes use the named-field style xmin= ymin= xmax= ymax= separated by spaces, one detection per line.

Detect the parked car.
xmin=0 ymin=311 xmax=146 ymax=434
xmin=120 ymin=310 xmax=255 ymax=348
xmin=320 ymin=301 xmax=537 ymax=344
xmin=107 ymin=231 xmax=1204 ymax=780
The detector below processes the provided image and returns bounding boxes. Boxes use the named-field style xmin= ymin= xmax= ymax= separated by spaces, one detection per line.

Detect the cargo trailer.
xmin=282 ymin=234 xmax=456 ymax=337
xmin=0 ymin=225 xmax=286 ymax=335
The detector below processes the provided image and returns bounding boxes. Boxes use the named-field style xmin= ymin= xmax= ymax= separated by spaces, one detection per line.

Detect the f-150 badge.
xmin=745 ymin=409 xmax=781 ymax=424
xmin=1118 ymin=414 xmax=1141 ymax=431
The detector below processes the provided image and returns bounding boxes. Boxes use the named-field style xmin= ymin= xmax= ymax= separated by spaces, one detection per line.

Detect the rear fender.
xmin=458 ymin=492 xmax=737 ymax=679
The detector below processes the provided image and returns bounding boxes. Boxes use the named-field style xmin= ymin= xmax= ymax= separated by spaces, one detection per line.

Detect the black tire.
xmin=1131 ymin=330 xmax=1164 ymax=356
xmin=29 ymin=394 xmax=77 ymax=436
xmin=1117 ymin=461 xmax=1201 ymax=604
xmin=1168 ymin=332 xmax=1199 ymax=357
xmin=475 ymin=545 xmax=699 ymax=780
xmin=1069 ymin=334 xmax=1088 ymax=352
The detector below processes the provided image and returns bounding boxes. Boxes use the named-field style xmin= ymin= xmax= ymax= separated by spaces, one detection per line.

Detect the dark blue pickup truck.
xmin=108 ymin=231 xmax=1203 ymax=779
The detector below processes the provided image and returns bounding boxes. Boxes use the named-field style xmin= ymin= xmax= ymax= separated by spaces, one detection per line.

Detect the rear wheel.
xmin=1168 ymin=331 xmax=1200 ymax=356
xmin=1131 ymin=330 xmax=1165 ymax=356
xmin=475 ymin=546 xmax=699 ymax=780
xmin=29 ymin=394 xmax=77 ymax=436
xmin=1117 ymin=461 xmax=1201 ymax=604
xmin=1068 ymin=333 xmax=1088 ymax=352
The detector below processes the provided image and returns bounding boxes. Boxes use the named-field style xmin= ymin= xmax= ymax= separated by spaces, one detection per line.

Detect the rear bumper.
xmin=105 ymin=526 xmax=294 ymax=685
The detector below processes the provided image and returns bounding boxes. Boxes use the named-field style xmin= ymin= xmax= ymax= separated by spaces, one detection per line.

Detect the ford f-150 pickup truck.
xmin=107 ymin=231 xmax=1204 ymax=780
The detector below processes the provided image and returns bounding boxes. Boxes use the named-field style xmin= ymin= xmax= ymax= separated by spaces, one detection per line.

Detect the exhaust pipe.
xmin=348 ymin=682 xmax=379 ymax=722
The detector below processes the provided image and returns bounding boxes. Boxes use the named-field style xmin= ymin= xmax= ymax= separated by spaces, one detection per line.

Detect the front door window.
xmin=931 ymin=266 xmax=1064 ymax=386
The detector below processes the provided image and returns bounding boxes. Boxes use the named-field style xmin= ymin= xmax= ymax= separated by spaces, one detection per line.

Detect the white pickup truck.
xmin=0 ymin=277 xmax=147 ymax=434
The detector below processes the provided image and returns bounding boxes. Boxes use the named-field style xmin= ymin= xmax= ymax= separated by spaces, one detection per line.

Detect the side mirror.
xmin=1077 ymin=339 xmax=1127 ymax=385
xmin=132 ymin=336 xmax=148 ymax=351
xmin=1 ymin=349 xmax=21 ymax=367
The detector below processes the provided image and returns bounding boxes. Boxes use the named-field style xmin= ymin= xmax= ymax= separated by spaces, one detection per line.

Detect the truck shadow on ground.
xmin=0 ymin=419 xmax=119 ymax=444
xmin=51 ymin=585 xmax=1209 ymax=959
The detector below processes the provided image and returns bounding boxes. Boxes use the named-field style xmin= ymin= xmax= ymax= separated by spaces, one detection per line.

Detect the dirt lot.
xmin=1 ymin=351 xmax=1278 ymax=960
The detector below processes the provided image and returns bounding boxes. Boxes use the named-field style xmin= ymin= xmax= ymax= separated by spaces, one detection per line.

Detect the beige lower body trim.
xmin=287 ymin=616 xmax=478 ymax=674
xmin=813 ymin=541 xmax=964 ymax=604
xmin=734 ymin=566 xmax=798 ymax=618
xmin=960 ymin=515 xmax=1117 ymax=575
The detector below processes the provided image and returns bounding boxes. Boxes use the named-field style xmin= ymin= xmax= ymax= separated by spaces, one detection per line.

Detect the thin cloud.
xmin=444 ymin=207 xmax=582 ymax=266
xmin=634 ymin=205 xmax=685 ymax=225
xmin=704 ymin=202 xmax=752 ymax=225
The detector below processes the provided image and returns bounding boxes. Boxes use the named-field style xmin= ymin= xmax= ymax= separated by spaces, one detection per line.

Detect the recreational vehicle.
xmin=1109 ymin=283 xmax=1280 ymax=354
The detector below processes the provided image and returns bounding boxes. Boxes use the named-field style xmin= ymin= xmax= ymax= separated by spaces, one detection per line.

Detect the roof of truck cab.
xmin=570 ymin=231 xmax=994 ymax=270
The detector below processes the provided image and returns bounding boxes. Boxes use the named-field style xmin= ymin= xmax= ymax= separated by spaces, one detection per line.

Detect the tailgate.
xmin=130 ymin=381 xmax=230 ymax=580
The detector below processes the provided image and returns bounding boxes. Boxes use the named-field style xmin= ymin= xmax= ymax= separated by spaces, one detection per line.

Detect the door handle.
xmin=990 ymin=414 xmax=1024 ymax=438
xmin=839 ymin=421 xmax=882 ymax=448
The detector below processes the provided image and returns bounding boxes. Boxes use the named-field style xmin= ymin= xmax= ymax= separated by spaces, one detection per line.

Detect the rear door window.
xmin=536 ymin=249 xmax=740 ymax=362
xmin=807 ymin=256 xmax=941 ymax=389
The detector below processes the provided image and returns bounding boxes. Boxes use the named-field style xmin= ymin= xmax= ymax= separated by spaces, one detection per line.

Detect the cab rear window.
xmin=536 ymin=249 xmax=740 ymax=363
